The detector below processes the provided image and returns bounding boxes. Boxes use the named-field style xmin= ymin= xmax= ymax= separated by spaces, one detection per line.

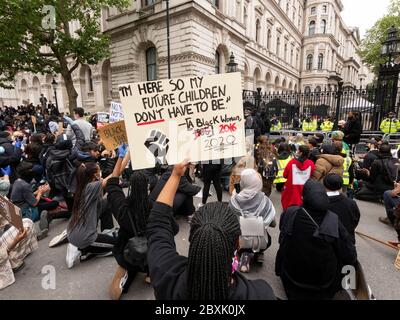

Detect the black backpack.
xmin=47 ymin=157 xmax=74 ymax=193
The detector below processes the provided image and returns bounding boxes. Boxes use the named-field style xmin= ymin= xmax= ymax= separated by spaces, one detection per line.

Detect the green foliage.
xmin=360 ymin=0 xmax=400 ymax=74
xmin=0 ymin=0 xmax=130 ymax=88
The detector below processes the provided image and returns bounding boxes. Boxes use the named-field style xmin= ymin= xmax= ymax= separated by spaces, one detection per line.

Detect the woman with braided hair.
xmin=147 ymin=161 xmax=276 ymax=300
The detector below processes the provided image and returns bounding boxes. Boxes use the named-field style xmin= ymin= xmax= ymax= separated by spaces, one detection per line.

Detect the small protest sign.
xmin=109 ymin=102 xmax=124 ymax=123
xmin=31 ymin=116 xmax=37 ymax=124
xmin=0 ymin=196 xmax=23 ymax=231
xmin=118 ymin=73 xmax=246 ymax=170
xmin=97 ymin=120 xmax=128 ymax=151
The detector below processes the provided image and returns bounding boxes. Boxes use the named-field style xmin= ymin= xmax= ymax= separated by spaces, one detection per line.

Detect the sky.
xmin=341 ymin=0 xmax=391 ymax=38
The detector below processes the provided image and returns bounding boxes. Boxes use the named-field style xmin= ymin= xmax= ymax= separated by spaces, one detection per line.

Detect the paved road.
xmin=2 ymin=184 xmax=399 ymax=300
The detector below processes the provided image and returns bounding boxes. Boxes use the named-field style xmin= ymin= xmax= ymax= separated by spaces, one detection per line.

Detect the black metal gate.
xmin=243 ymin=85 xmax=400 ymax=131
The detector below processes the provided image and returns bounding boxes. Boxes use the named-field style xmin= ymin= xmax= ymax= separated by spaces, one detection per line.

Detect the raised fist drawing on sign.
xmin=144 ymin=130 xmax=169 ymax=165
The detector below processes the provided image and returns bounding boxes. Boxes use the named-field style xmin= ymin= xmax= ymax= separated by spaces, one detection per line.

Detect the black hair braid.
xmin=127 ymin=171 xmax=150 ymax=235
xmin=187 ymin=202 xmax=240 ymax=300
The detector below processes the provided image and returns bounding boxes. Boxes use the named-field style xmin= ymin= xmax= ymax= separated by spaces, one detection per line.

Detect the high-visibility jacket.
xmin=342 ymin=156 xmax=352 ymax=186
xmin=321 ymin=121 xmax=334 ymax=132
xmin=274 ymin=157 xmax=293 ymax=184
xmin=271 ymin=121 xmax=282 ymax=132
xmin=302 ymin=119 xmax=318 ymax=132
xmin=380 ymin=118 xmax=400 ymax=134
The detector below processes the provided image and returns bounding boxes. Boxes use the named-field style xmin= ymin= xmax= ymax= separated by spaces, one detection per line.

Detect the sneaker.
xmin=66 ymin=244 xmax=81 ymax=269
xmin=239 ymin=253 xmax=251 ymax=273
xmin=379 ymin=217 xmax=391 ymax=226
xmin=49 ymin=230 xmax=68 ymax=248
xmin=145 ymin=276 xmax=151 ymax=284
xmin=81 ymin=251 xmax=112 ymax=262
xmin=109 ymin=266 xmax=128 ymax=300
xmin=39 ymin=210 xmax=49 ymax=231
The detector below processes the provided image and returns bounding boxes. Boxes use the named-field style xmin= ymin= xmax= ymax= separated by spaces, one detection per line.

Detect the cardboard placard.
xmin=118 ymin=73 xmax=246 ymax=170
xmin=57 ymin=122 xmax=64 ymax=136
xmin=31 ymin=116 xmax=37 ymax=124
xmin=97 ymin=120 xmax=128 ymax=151
xmin=109 ymin=102 xmax=124 ymax=123
xmin=0 ymin=195 xmax=23 ymax=231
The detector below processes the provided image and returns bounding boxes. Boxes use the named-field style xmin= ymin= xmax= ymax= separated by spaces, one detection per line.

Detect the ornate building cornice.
xmin=158 ymin=52 xmax=215 ymax=66
xmin=111 ymin=63 xmax=138 ymax=73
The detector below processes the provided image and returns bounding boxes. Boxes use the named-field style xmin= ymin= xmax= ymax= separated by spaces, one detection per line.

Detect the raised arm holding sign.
xmin=118 ymin=73 xmax=246 ymax=170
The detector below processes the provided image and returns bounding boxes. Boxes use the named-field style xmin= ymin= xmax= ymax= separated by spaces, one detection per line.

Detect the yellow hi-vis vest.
xmin=274 ymin=157 xmax=292 ymax=184
xmin=380 ymin=118 xmax=400 ymax=134
xmin=271 ymin=121 xmax=282 ymax=132
xmin=321 ymin=121 xmax=334 ymax=132
xmin=343 ymin=156 xmax=352 ymax=186
xmin=302 ymin=120 xmax=318 ymax=132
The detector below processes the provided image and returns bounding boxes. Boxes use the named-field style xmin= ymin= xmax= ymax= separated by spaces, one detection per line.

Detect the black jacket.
xmin=327 ymin=194 xmax=360 ymax=244
xmin=361 ymin=150 xmax=379 ymax=171
xmin=276 ymin=180 xmax=357 ymax=300
xmin=0 ymin=137 xmax=15 ymax=156
xmin=367 ymin=154 xmax=397 ymax=193
xmin=343 ymin=119 xmax=362 ymax=145
xmin=147 ymin=202 xmax=276 ymax=300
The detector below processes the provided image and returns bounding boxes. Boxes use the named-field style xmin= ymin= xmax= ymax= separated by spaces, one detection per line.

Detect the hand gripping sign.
xmin=118 ymin=73 xmax=246 ymax=170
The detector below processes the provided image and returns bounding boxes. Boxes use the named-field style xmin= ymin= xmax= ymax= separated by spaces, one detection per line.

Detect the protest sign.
xmin=109 ymin=102 xmax=124 ymax=123
xmin=0 ymin=195 xmax=23 ymax=231
xmin=118 ymin=73 xmax=246 ymax=170
xmin=97 ymin=120 xmax=128 ymax=151
xmin=31 ymin=116 xmax=37 ymax=124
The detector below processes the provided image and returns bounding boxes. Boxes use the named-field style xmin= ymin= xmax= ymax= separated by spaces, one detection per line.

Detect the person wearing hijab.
xmin=230 ymin=169 xmax=276 ymax=273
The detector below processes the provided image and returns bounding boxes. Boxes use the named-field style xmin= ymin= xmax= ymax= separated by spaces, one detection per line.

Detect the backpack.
xmin=47 ymin=157 xmax=74 ymax=193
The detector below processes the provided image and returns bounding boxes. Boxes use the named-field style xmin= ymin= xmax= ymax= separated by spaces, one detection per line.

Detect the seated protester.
xmin=105 ymin=147 xmax=150 ymax=300
xmin=0 ymin=133 xmax=23 ymax=183
xmin=46 ymin=116 xmax=85 ymax=211
xmin=276 ymin=180 xmax=357 ymax=300
xmin=23 ymin=143 xmax=44 ymax=184
xmin=273 ymin=143 xmax=292 ymax=192
xmin=355 ymin=144 xmax=398 ymax=202
xmin=66 ymin=162 xmax=115 ymax=269
xmin=324 ymin=174 xmax=360 ymax=244
xmin=75 ymin=141 xmax=101 ymax=165
xmin=359 ymin=139 xmax=379 ymax=171
xmin=29 ymin=133 xmax=44 ymax=147
xmin=308 ymin=137 xmax=320 ymax=164
xmin=379 ymin=183 xmax=400 ymax=245
xmin=230 ymin=169 xmax=276 ymax=273
xmin=147 ymin=162 xmax=276 ymax=300
xmin=39 ymin=133 xmax=56 ymax=168
xmin=149 ymin=165 xmax=201 ymax=218
xmin=331 ymin=131 xmax=350 ymax=156
xmin=311 ymin=142 xmax=344 ymax=182
xmin=47 ymin=116 xmax=59 ymax=135
xmin=229 ymin=155 xmax=256 ymax=195
xmin=0 ymin=166 xmax=11 ymax=197
xmin=98 ymin=145 xmax=117 ymax=179
xmin=281 ymin=145 xmax=315 ymax=210
xmin=0 ymin=216 xmax=38 ymax=289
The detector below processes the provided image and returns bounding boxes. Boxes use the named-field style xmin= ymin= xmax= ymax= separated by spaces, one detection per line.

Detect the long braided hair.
xmin=187 ymin=202 xmax=241 ymax=300
xmin=127 ymin=171 xmax=149 ymax=235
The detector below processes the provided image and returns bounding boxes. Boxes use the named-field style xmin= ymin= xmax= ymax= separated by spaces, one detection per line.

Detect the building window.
xmin=306 ymin=54 xmax=313 ymax=70
xmin=322 ymin=5 xmax=327 ymax=13
xmin=286 ymin=2 xmax=290 ymax=14
xmin=309 ymin=21 xmax=316 ymax=35
xmin=292 ymin=7 xmax=296 ymax=21
xmin=291 ymin=49 xmax=294 ymax=65
xmin=305 ymin=86 xmax=311 ymax=94
xmin=244 ymin=6 xmax=248 ymax=29
xmin=87 ymin=68 xmax=93 ymax=92
xmin=318 ymin=53 xmax=324 ymax=70
xmin=284 ymin=44 xmax=288 ymax=61
xmin=276 ymin=37 xmax=280 ymax=56
xmin=255 ymin=20 xmax=261 ymax=43
xmin=142 ymin=0 xmax=155 ymax=7
xmin=212 ymin=0 xmax=220 ymax=9
xmin=315 ymin=86 xmax=322 ymax=93
xmin=321 ymin=19 xmax=327 ymax=34
xmin=236 ymin=0 xmax=241 ymax=21
xmin=215 ymin=51 xmax=220 ymax=74
xmin=311 ymin=6 xmax=316 ymax=15
xmin=267 ymin=29 xmax=272 ymax=50
xmin=146 ymin=47 xmax=157 ymax=81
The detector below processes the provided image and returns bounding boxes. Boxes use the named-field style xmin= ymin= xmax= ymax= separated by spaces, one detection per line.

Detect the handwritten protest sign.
xmin=109 ymin=102 xmax=124 ymax=123
xmin=118 ymin=73 xmax=246 ymax=170
xmin=0 ymin=195 xmax=23 ymax=231
xmin=97 ymin=120 xmax=128 ymax=151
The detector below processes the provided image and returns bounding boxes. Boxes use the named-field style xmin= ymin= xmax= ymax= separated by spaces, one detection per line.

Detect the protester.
xmin=66 ymin=162 xmax=115 ymax=269
xmin=379 ymin=184 xmax=400 ymax=244
xmin=229 ymin=155 xmax=256 ymax=195
xmin=307 ymin=137 xmax=320 ymax=163
xmin=311 ymin=142 xmax=344 ymax=182
xmin=343 ymin=111 xmax=362 ymax=148
xmin=0 ymin=217 xmax=38 ymax=289
xmin=359 ymin=139 xmax=379 ymax=171
xmin=276 ymin=180 xmax=357 ymax=300
xmin=66 ymin=107 xmax=94 ymax=144
xmin=201 ymin=162 xmax=223 ymax=206
xmin=230 ymin=169 xmax=276 ymax=273
xmin=147 ymin=161 xmax=276 ymax=300
xmin=0 ymin=166 xmax=11 ymax=197
xmin=281 ymin=145 xmax=314 ymax=210
xmin=324 ymin=174 xmax=360 ymax=244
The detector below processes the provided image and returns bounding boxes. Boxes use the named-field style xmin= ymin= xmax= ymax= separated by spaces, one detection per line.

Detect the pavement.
xmin=2 ymin=182 xmax=400 ymax=300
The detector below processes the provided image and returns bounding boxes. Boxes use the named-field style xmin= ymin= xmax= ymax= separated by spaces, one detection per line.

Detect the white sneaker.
xmin=66 ymin=244 xmax=81 ymax=269
xmin=49 ymin=229 xmax=68 ymax=248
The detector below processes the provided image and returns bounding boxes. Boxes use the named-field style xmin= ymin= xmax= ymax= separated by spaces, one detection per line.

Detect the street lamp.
xmin=226 ymin=52 xmax=238 ymax=73
xmin=164 ymin=0 xmax=171 ymax=79
xmin=51 ymin=76 xmax=59 ymax=114
xmin=381 ymin=26 xmax=400 ymax=60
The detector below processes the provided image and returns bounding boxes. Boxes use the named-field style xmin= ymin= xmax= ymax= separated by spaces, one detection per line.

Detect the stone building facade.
xmin=1 ymin=0 xmax=374 ymax=112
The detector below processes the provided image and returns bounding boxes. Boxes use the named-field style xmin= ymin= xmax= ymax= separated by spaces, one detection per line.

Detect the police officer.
xmin=320 ymin=116 xmax=334 ymax=132
xmin=270 ymin=115 xmax=282 ymax=132
xmin=302 ymin=115 xmax=317 ymax=132
xmin=380 ymin=112 xmax=400 ymax=134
